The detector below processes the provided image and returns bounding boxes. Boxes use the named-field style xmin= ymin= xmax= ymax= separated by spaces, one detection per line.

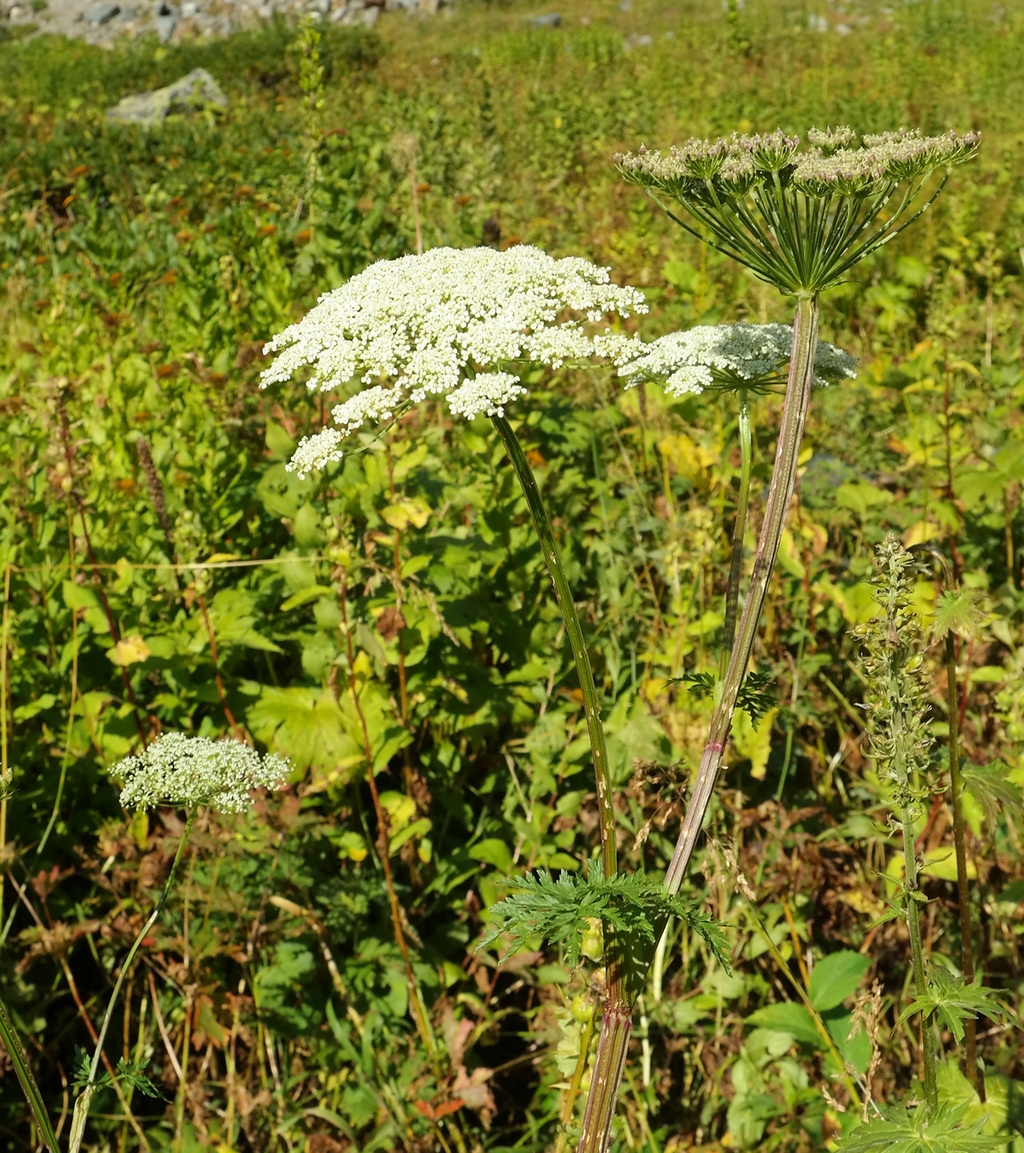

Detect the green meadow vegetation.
xmin=1 ymin=0 xmax=1023 ymax=1149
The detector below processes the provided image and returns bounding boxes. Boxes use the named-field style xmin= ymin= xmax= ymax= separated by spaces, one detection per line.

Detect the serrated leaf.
xmin=899 ymin=970 xmax=1008 ymax=1043
xmin=962 ymin=761 xmax=1024 ymax=826
xmin=836 ymin=1102 xmax=992 ymax=1152
xmin=478 ymin=865 xmax=729 ymax=978
xmin=932 ymin=588 xmax=987 ymax=641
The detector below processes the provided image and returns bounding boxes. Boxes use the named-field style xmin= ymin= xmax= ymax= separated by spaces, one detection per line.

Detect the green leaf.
xmin=899 ymin=969 xmax=1008 ymax=1043
xmin=479 ymin=864 xmax=729 ymax=978
xmin=245 ymin=684 xmax=363 ymax=784
xmin=836 ymin=1102 xmax=993 ymax=1152
xmin=824 ymin=1009 xmax=873 ymax=1076
xmin=468 ymin=838 xmax=514 ymax=874
xmin=746 ymin=1002 xmax=821 ymax=1047
xmin=932 ymin=588 xmax=987 ymax=641
xmin=834 ymin=481 xmax=893 ymax=515
xmin=808 ymin=950 xmax=871 ymax=1012
xmin=962 ymin=761 xmax=1024 ymax=826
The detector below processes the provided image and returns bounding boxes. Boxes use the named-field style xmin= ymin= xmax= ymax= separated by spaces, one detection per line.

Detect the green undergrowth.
xmin=1 ymin=0 xmax=1023 ymax=1149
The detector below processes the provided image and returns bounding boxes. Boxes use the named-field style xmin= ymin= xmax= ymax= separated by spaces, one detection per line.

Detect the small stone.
xmin=256 ymin=1 xmax=272 ymax=15
xmin=418 ymin=0 xmax=439 ymax=12
xmin=180 ymin=0 xmax=197 ymax=14
xmin=623 ymin=32 xmax=651 ymax=50
xmin=528 ymin=11 xmax=560 ymax=27
xmin=106 ymin=67 xmax=227 ymax=126
xmin=8 ymin=3 xmax=26 ymax=16
xmin=85 ymin=2 xmax=120 ymax=22
xmin=307 ymin=0 xmax=329 ymax=13
xmin=154 ymin=0 xmax=177 ymax=38
xmin=357 ymin=4 xmax=378 ymax=25
xmin=617 ymin=0 xmax=630 ymax=10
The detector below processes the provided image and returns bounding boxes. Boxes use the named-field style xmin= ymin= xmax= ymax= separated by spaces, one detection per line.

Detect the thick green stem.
xmin=0 ymin=996 xmax=61 ymax=1152
xmin=946 ymin=629 xmax=978 ymax=1090
xmin=491 ymin=415 xmax=631 ymax=1153
xmin=491 ymin=415 xmax=618 ymax=888
xmin=719 ymin=391 xmax=753 ymax=682
xmin=899 ymin=788 xmax=938 ymax=1111
xmin=69 ymin=809 xmax=199 ymax=1153
xmin=665 ymin=294 xmax=820 ymax=895
xmin=575 ymin=1006 xmax=632 ymax=1153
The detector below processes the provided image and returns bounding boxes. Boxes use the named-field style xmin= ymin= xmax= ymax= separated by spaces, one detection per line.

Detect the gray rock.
xmin=307 ymin=0 xmax=330 ymax=12
xmin=106 ymin=67 xmax=227 ymax=126
xmin=357 ymin=4 xmax=378 ymax=25
xmin=155 ymin=0 xmax=177 ymax=39
xmin=528 ymin=11 xmax=560 ymax=26
xmin=419 ymin=0 xmax=439 ymax=12
xmin=623 ymin=32 xmax=651 ymax=50
xmin=180 ymin=0 xmax=197 ymax=14
xmin=85 ymin=3 xmax=120 ymax=23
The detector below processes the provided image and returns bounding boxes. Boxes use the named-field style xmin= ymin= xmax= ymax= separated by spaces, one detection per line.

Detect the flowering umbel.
xmin=114 ymin=733 xmax=290 ymax=813
xmin=619 ymin=323 xmax=857 ymax=396
xmin=616 ymin=127 xmax=980 ymax=294
xmin=260 ymin=245 xmax=648 ymax=478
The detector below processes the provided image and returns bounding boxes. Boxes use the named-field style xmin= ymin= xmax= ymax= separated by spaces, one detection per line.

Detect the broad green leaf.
xmin=824 ymin=1009 xmax=872 ymax=1075
xmin=468 ymin=838 xmax=514 ymax=874
xmin=808 ymin=950 xmax=871 ymax=1012
xmin=745 ymin=1003 xmax=821 ymax=1047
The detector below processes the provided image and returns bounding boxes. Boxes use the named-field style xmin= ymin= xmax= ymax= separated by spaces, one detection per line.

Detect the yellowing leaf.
xmin=657 ymin=433 xmax=719 ymax=490
xmin=902 ymin=519 xmax=944 ymax=549
xmin=837 ymin=887 xmax=885 ymax=918
xmin=108 ymin=635 xmax=151 ymax=666
xmin=731 ymin=706 xmax=778 ymax=781
xmin=381 ymin=498 xmax=431 ymax=530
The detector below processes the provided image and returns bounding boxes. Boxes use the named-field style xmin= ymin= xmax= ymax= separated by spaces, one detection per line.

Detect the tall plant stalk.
xmin=665 ymin=294 xmax=819 ymax=895
xmin=720 ymin=389 xmax=752 ymax=679
xmin=490 ymin=416 xmax=618 ymax=887
xmin=491 ymin=414 xmax=632 ymax=1153
xmin=68 ymin=811 xmax=198 ymax=1153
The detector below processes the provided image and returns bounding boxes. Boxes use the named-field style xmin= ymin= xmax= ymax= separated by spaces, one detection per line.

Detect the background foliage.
xmin=1 ymin=0 xmax=1023 ymax=1149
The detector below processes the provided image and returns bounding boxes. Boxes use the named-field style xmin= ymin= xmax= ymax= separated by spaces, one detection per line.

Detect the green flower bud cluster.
xmin=616 ymin=127 xmax=980 ymax=294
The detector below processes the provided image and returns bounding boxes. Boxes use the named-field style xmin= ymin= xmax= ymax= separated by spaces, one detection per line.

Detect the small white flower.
xmin=618 ymin=323 xmax=857 ymax=396
xmin=114 ymin=733 xmax=291 ymax=814
xmin=447 ymin=373 xmax=529 ymax=420
xmin=260 ymin=245 xmax=647 ymax=477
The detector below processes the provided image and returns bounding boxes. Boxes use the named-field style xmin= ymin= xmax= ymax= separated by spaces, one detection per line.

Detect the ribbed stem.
xmin=0 ymin=996 xmax=61 ymax=1152
xmin=899 ymin=785 xmax=938 ymax=1110
xmin=575 ymin=1006 xmax=632 ymax=1153
xmin=492 ymin=415 xmax=633 ymax=1153
xmin=720 ymin=391 xmax=753 ymax=681
xmin=491 ymin=415 xmax=618 ymax=889
xmin=665 ymin=294 xmax=820 ymax=894
xmin=946 ymin=629 xmax=977 ymax=1089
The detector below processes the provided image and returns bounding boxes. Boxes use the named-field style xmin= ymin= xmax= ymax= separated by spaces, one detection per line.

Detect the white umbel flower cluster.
xmin=260 ymin=245 xmax=648 ymax=478
xmin=618 ymin=323 xmax=857 ymax=396
xmin=114 ymin=733 xmax=291 ymax=813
